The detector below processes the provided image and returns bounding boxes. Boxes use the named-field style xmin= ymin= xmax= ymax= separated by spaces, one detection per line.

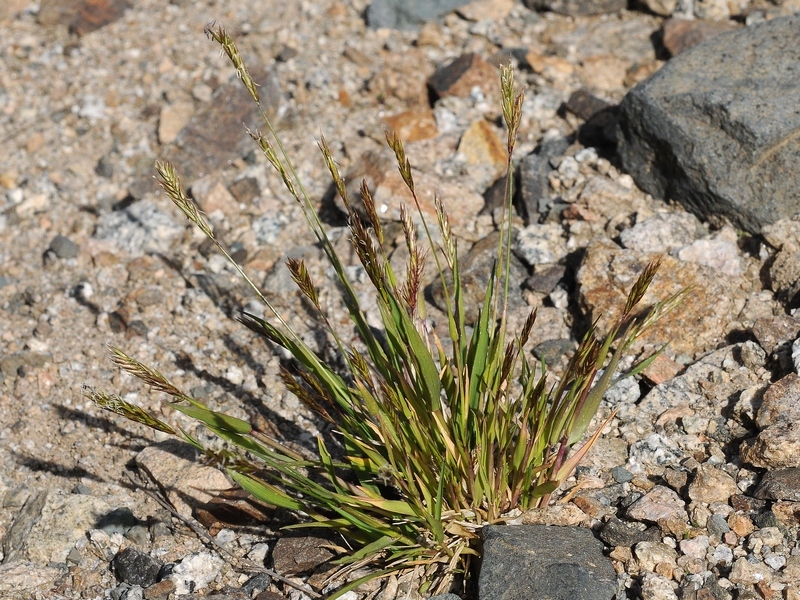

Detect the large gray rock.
xmin=366 ymin=0 xmax=471 ymax=30
xmin=479 ymin=525 xmax=617 ymax=600
xmin=618 ymin=16 xmax=800 ymax=233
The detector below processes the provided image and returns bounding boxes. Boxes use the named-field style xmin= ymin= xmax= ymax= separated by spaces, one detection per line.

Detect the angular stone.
xmin=618 ymin=15 xmax=800 ymax=233
xmin=523 ymin=0 xmax=626 ymax=16
xmin=0 ymin=561 xmax=64 ymax=596
xmin=428 ymin=53 xmax=498 ymax=102
xmin=191 ymin=175 xmax=237 ymax=216
xmin=158 ymin=101 xmax=195 ymax=145
xmin=70 ymin=0 xmax=131 ymax=36
xmin=519 ymin=503 xmax=589 ymax=527
xmin=133 ymin=66 xmax=282 ymax=198
xmin=661 ymin=18 xmax=740 ymax=57
xmin=627 ymin=486 xmax=688 ymax=524
xmin=619 ymin=211 xmax=703 ymax=254
xmin=687 ymin=464 xmax=739 ymax=505
xmin=754 ymin=468 xmax=800 ymax=502
xmin=479 ymin=525 xmax=617 ymax=600
xmin=365 ymin=0 xmax=471 ymax=30
xmin=641 ymin=0 xmax=676 ymax=16
xmin=518 ymin=137 xmax=570 ymax=223
xmin=272 ymin=535 xmax=335 ymax=575
xmin=633 ymin=541 xmax=678 ymax=572
xmin=728 ymin=557 xmax=772 ymax=585
xmin=740 ymin=422 xmax=800 ymax=470
xmin=577 ymin=238 xmax=746 ymax=358
xmin=382 ymin=109 xmax=438 ymax=142
xmin=600 ymin=518 xmax=659 ymax=547
xmin=752 ymin=315 xmax=800 ymax=355
xmin=135 ymin=440 xmax=233 ymax=518
xmin=458 ymin=120 xmax=507 ymax=174
xmin=756 ymin=374 xmax=800 ymax=429
xmin=113 ymin=547 xmax=163 ymax=587
xmin=456 ymin=0 xmax=515 ymax=21
xmin=49 ymin=234 xmax=80 ymax=259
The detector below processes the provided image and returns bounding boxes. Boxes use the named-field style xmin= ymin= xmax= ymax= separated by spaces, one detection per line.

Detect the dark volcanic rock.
xmin=519 ymin=136 xmax=570 ymax=222
xmin=113 ymin=547 xmax=163 ymax=587
xmin=618 ymin=15 xmax=800 ymax=233
xmin=479 ymin=525 xmax=616 ymax=600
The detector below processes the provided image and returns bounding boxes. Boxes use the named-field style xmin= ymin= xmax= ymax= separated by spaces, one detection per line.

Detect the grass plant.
xmin=85 ymin=24 xmax=688 ymax=597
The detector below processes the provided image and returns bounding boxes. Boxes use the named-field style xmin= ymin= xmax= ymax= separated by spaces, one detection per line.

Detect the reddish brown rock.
xmin=428 ymin=53 xmax=499 ymax=103
xmin=272 ymin=535 xmax=335 ymax=575
xmin=662 ymin=18 xmax=740 ymax=57
xmin=70 ymin=0 xmax=131 ymax=36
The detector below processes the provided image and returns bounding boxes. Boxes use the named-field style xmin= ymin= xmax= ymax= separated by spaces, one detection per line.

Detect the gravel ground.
xmin=2 ymin=1 xmax=799 ymax=599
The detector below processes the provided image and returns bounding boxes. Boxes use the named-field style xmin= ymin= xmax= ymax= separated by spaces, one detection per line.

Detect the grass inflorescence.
xmin=85 ymin=23 xmax=688 ymax=597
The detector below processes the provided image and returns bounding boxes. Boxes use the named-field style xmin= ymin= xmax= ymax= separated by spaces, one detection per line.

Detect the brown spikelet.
xmin=319 ymin=135 xmax=350 ymax=210
xmin=84 ymin=386 xmax=177 ymax=435
xmin=286 ymin=258 xmax=320 ymax=308
xmin=384 ymin=130 xmax=414 ymax=193
xmin=204 ymin=22 xmax=260 ymax=103
xmin=108 ymin=346 xmax=189 ymax=401
xmin=360 ymin=179 xmax=384 ymax=245
xmin=155 ymin=161 xmax=214 ymax=240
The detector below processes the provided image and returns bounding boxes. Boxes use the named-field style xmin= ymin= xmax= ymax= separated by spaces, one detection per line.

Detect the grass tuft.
xmin=86 ymin=26 xmax=688 ymax=597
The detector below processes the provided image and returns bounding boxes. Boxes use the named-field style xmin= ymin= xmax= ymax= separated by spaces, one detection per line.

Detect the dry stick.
xmin=127 ymin=472 xmax=322 ymax=599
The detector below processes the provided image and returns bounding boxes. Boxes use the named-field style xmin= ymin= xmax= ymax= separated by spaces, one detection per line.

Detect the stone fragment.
xmin=754 ymin=468 xmax=800 ymax=502
xmin=518 ymin=136 xmax=570 ymax=223
xmin=618 ymin=15 xmax=800 ymax=233
xmin=134 ymin=66 xmax=282 ymax=198
xmin=580 ymin=55 xmax=628 ymax=94
xmin=688 ymin=464 xmax=739 ymax=505
xmin=456 ymin=0 xmax=515 ymax=21
xmin=640 ymin=572 xmax=678 ymax=600
xmin=228 ymin=177 xmax=260 ymax=204
xmin=272 ymin=535 xmax=335 ymax=575
xmin=756 ymin=374 xmax=800 ymax=429
xmin=382 ymin=109 xmax=438 ymax=142
xmin=661 ymin=18 xmax=740 ymax=57
xmin=337 ymin=148 xmax=483 ymax=230
xmin=769 ymin=244 xmax=800 ymax=299
xmin=25 ymin=491 xmax=112 ymax=563
xmin=577 ymin=238 xmax=746 ymax=358
xmin=674 ymin=228 xmax=741 ymax=276
xmin=727 ymin=513 xmax=754 ymax=537
xmin=135 ymin=440 xmax=233 ymax=518
xmin=519 ymin=503 xmax=589 ymax=526
xmin=114 ymin=548 xmax=163 ymax=587
xmin=634 ymin=541 xmax=678 ymax=572
xmin=642 ymin=353 xmax=683 ymax=386
xmin=514 ymin=223 xmax=567 ymax=266
xmin=728 ymin=557 xmax=771 ymax=585
xmin=457 ymin=120 xmax=506 ymax=174
xmin=0 ymin=561 xmax=64 ymax=596
xmin=627 ymin=486 xmax=688 ymax=524
xmin=523 ymin=0 xmax=626 ymax=16
xmin=679 ymin=535 xmax=709 ymax=560
xmin=619 ymin=212 xmax=702 ymax=254
xmin=427 ymin=53 xmax=498 ymax=102
xmin=365 ymin=0 xmax=471 ymax=30
xmin=170 ymin=552 xmax=224 ymax=595
xmin=752 ymin=315 xmax=800 ymax=355
xmin=191 ymin=175 xmax=237 ymax=216
xmin=479 ymin=525 xmax=617 ymax=600
xmin=762 ymin=217 xmax=800 ymax=249
xmin=741 ymin=422 xmax=800 ymax=470
xmin=158 ymin=101 xmax=195 ymax=145
xmin=94 ymin=200 xmax=183 ymax=255
xmin=48 ymin=234 xmax=80 ymax=259
xmin=641 ymin=0 xmax=676 ymax=16
xmin=600 ymin=518 xmax=659 ymax=547
xmin=70 ymin=0 xmax=131 ymax=36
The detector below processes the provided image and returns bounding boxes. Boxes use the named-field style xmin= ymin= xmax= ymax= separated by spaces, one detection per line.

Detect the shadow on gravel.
xmin=10 ymin=452 xmax=107 ymax=483
xmin=56 ymin=405 xmax=155 ymax=443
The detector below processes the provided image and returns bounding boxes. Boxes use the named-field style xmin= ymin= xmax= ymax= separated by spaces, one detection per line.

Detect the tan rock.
xmin=728 ymin=556 xmax=771 ymax=585
xmin=577 ymin=237 xmax=747 ymax=359
xmin=136 ymin=440 xmax=233 ymax=518
xmin=580 ymin=55 xmax=629 ymax=94
xmin=526 ymin=53 xmax=575 ymax=87
xmin=518 ymin=502 xmax=589 ymax=526
xmin=458 ymin=120 xmax=507 ymax=173
xmin=687 ymin=464 xmax=739 ymax=505
xmin=191 ymin=175 xmax=237 ymax=216
xmin=457 ymin=0 xmax=515 ymax=21
xmin=640 ymin=0 xmax=677 ymax=16
xmin=158 ymin=101 xmax=195 ymax=145
xmin=740 ymin=422 xmax=800 ymax=470
xmin=383 ymin=109 xmax=438 ymax=142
